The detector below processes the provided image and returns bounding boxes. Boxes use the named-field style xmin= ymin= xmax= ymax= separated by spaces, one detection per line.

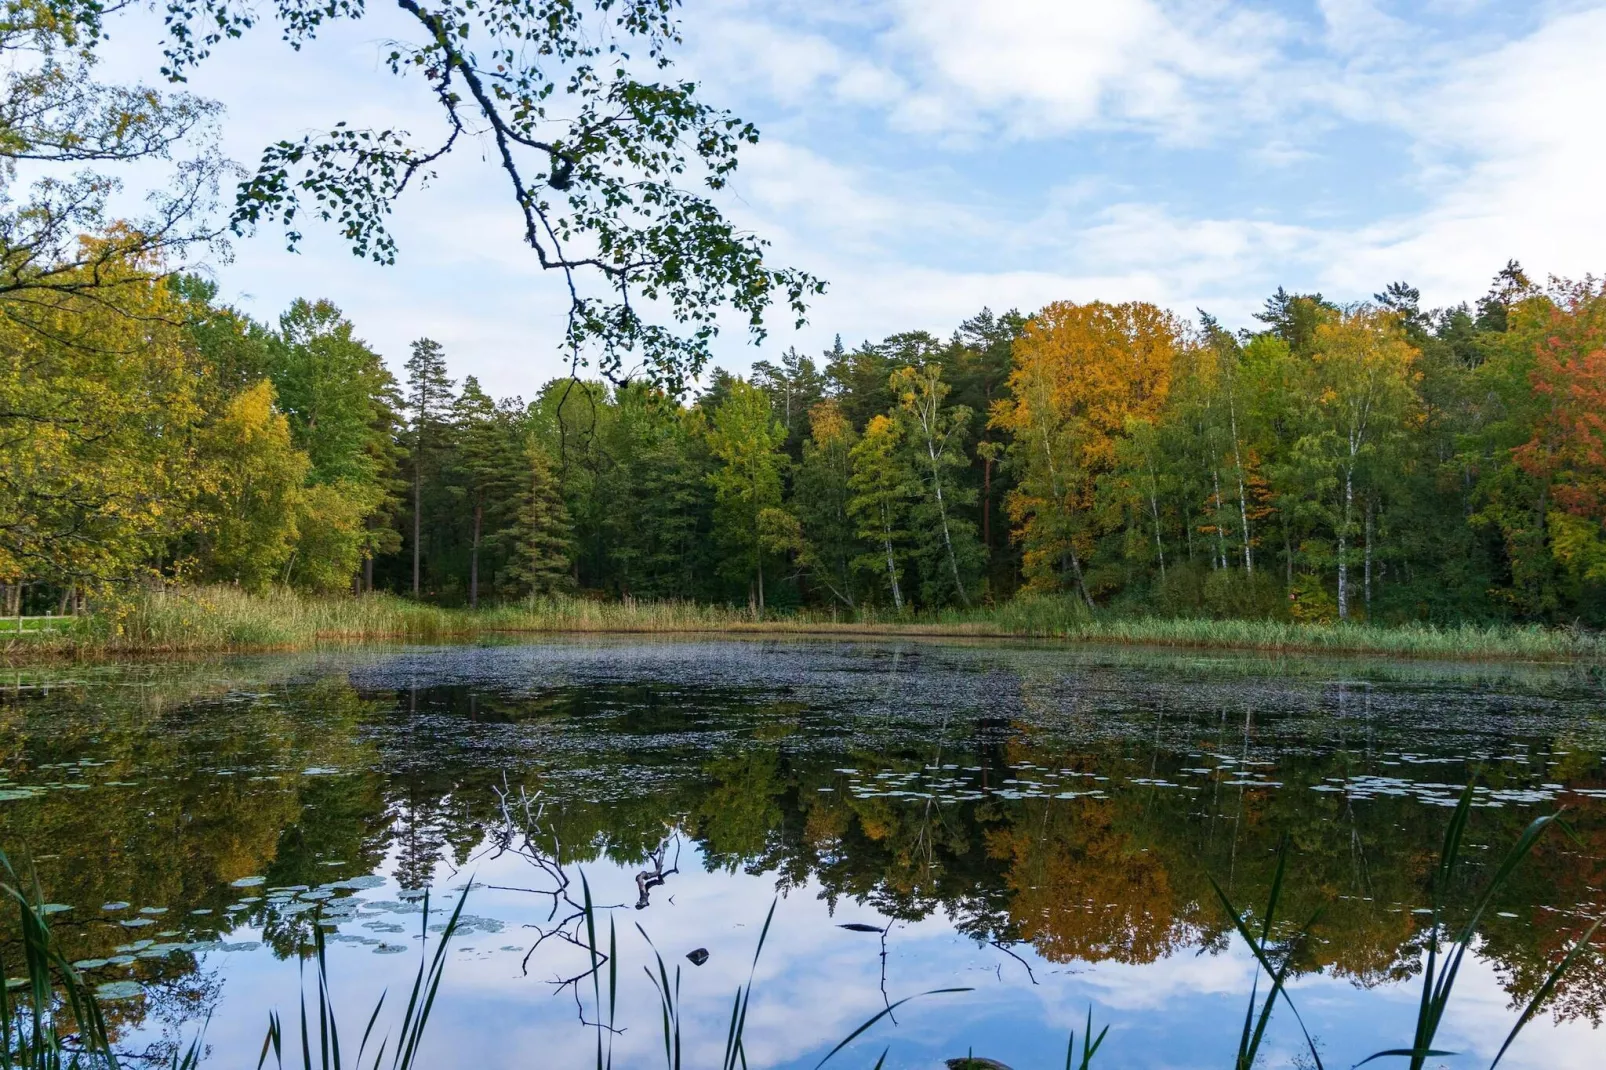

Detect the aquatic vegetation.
xmin=3 ymin=643 xmax=1604 ymax=1066
xmin=0 ymin=850 xmax=170 ymax=1069
xmin=7 ymin=586 xmax=1602 ymax=662
xmin=256 ymin=892 xmax=466 ymax=1070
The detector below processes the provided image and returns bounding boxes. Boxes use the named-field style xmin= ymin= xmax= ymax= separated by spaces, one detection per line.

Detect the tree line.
xmin=3 ymin=256 xmax=1604 ymax=626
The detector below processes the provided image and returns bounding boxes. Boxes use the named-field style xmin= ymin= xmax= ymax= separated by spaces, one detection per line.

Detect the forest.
xmin=4 ymin=254 xmax=1605 ymax=629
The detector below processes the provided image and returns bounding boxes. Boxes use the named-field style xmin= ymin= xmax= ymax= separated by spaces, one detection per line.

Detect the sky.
xmin=98 ymin=0 xmax=1606 ymax=400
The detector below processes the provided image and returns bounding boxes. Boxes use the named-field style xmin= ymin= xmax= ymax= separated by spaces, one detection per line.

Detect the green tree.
xmin=448 ymin=377 xmax=523 ymax=607
xmin=705 ymin=379 xmax=787 ymax=611
xmin=504 ymin=441 xmax=574 ymax=598
xmin=599 ymin=384 xmax=714 ymax=599
xmin=948 ymin=308 xmax=1025 ymax=585
xmin=1299 ymin=307 xmax=1420 ymax=620
xmin=751 ymin=348 xmax=825 ymax=459
xmin=793 ymin=401 xmax=861 ymax=608
xmin=160 ymin=0 xmax=819 ymax=388
xmin=402 ymin=338 xmax=455 ymax=597
xmin=270 ymin=299 xmax=396 ymax=487
xmin=848 ymin=414 xmax=915 ymax=611
xmin=289 ymin=481 xmax=378 ymax=593
xmin=892 ymin=362 xmax=982 ymax=607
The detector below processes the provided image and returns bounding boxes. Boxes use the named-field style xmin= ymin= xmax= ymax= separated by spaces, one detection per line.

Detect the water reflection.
xmin=0 ymin=641 xmax=1603 ymax=1067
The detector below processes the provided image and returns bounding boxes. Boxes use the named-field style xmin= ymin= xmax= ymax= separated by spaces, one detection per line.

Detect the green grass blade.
xmin=258 ymin=1009 xmax=282 ymax=1070
xmin=1355 ymin=1048 xmax=1456 ymax=1066
xmin=1490 ymin=917 xmax=1603 ymax=1068
xmin=395 ymin=887 xmax=467 ymax=1070
xmin=1208 ymin=865 xmax=1325 ymax=1070
xmin=356 ymin=991 xmax=387 ymax=1066
xmin=813 ymin=988 xmax=972 ymax=1068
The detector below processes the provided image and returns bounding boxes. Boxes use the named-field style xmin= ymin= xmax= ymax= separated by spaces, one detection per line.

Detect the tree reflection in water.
xmin=0 ymin=640 xmax=1601 ymax=1058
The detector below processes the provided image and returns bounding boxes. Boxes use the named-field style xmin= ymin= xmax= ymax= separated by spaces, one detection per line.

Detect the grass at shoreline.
xmin=1 ymin=585 xmax=1601 ymax=663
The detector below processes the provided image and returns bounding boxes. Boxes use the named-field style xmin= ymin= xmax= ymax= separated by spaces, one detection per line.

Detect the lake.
xmin=1 ymin=638 xmax=1604 ymax=1068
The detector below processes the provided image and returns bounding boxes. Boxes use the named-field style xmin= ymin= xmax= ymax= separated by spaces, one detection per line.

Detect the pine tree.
xmin=751 ymin=347 xmax=825 ymax=459
xmin=403 ymin=338 xmax=455 ymax=597
xmin=449 ymin=377 xmax=522 ymax=607
xmin=505 ymin=441 xmax=574 ymax=598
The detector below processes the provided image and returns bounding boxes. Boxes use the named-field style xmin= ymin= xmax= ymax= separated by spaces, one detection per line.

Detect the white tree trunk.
xmin=1337 ymin=465 xmax=1354 ymax=621
xmin=1230 ymin=399 xmax=1253 ymax=574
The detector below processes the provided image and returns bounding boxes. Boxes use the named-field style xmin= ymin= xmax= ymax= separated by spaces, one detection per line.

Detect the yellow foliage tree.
xmin=188 ymin=380 xmax=309 ymax=591
xmin=992 ymin=300 xmax=1182 ymax=602
xmin=0 ymin=246 xmax=203 ymax=589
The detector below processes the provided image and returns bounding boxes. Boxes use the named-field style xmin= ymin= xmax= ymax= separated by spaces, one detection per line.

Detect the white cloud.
xmin=1321 ymin=5 xmax=1606 ymax=305
xmin=883 ymin=0 xmax=1284 ymax=139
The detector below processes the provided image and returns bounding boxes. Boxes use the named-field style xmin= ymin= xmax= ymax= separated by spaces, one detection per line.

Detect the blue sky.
xmin=102 ymin=0 xmax=1606 ymax=399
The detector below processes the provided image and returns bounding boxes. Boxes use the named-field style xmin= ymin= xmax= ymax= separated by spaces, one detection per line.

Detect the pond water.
xmin=1 ymin=638 xmax=1605 ymax=1069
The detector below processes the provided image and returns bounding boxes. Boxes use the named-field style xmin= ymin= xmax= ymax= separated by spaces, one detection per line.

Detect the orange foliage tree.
xmin=1514 ymin=280 xmax=1606 ymax=582
xmin=991 ymin=301 xmax=1182 ymax=602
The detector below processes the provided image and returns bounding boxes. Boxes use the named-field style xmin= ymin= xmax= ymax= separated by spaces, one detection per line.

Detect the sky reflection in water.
xmin=0 ymin=638 xmax=1604 ymax=1068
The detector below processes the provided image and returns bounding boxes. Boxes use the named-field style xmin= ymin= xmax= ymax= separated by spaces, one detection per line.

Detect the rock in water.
xmin=685 ymin=947 xmax=709 ymax=966
xmin=945 ymin=1060 xmax=1013 ymax=1070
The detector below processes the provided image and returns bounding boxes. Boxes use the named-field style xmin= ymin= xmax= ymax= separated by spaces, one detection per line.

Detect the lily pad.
xmin=37 ymin=903 xmax=71 ymax=914
xmin=94 ymin=981 xmax=145 ymax=1001
xmin=137 ymin=906 xmax=168 ymax=915
xmin=229 ymin=876 xmax=265 ymax=888
xmin=373 ymin=944 xmax=408 ymax=955
xmin=119 ymin=918 xmax=154 ymax=928
xmin=71 ymin=958 xmax=108 ymax=970
xmin=101 ymin=901 xmax=130 ymax=912
xmin=331 ymin=875 xmax=385 ymax=891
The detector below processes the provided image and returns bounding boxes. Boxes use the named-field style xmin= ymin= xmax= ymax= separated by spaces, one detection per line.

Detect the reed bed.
xmin=3 ymin=586 xmax=1600 ymax=663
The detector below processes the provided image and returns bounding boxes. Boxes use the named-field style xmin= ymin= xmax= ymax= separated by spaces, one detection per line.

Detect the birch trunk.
xmin=881 ymin=506 xmax=903 ymax=612
xmin=1211 ymin=468 xmax=1229 ymax=570
xmin=1363 ymin=499 xmax=1373 ymax=610
xmin=1229 ymin=398 xmax=1253 ymax=574
xmin=1337 ymin=464 xmax=1354 ymax=621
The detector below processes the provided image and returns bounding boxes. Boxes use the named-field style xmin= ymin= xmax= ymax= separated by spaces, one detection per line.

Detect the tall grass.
xmin=256 ymin=891 xmax=467 ymax=1070
xmin=0 ymin=852 xmax=131 ymax=1069
xmin=5 ymin=586 xmax=1601 ymax=663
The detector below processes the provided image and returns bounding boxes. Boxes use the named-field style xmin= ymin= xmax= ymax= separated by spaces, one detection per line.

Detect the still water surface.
xmin=2 ymin=639 xmax=1605 ymax=1068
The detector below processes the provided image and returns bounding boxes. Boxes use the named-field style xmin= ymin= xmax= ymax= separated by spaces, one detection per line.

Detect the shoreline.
xmin=3 ymin=588 xmax=1601 ymax=665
